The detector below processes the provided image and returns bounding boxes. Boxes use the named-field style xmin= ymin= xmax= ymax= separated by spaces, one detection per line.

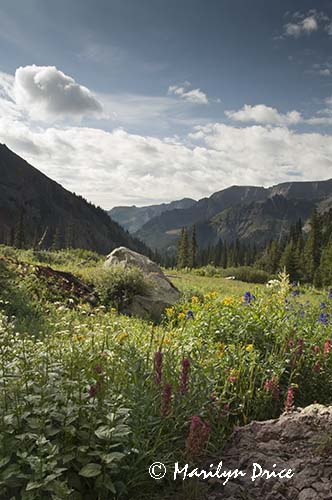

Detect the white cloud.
xmin=14 ymin=65 xmax=102 ymax=120
xmin=225 ymin=104 xmax=302 ymax=126
xmin=1 ymin=69 xmax=332 ymax=208
xmin=168 ymin=82 xmax=209 ymax=104
xmin=283 ymin=10 xmax=329 ymax=38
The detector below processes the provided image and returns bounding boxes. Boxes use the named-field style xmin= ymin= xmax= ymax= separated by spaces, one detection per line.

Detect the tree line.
xmin=173 ymin=209 xmax=332 ymax=286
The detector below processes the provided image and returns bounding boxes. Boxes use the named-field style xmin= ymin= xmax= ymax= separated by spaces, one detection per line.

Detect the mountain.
xmin=133 ymin=180 xmax=332 ymax=253
xmin=0 ymin=144 xmax=147 ymax=254
xmin=109 ymin=198 xmax=196 ymax=233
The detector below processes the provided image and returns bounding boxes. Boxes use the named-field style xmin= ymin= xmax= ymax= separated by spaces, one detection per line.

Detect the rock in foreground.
xmin=208 ymin=404 xmax=332 ymax=500
xmin=104 ymin=247 xmax=180 ymax=321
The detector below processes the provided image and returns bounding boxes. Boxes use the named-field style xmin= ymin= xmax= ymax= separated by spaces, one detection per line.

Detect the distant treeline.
xmin=155 ymin=208 xmax=332 ymax=286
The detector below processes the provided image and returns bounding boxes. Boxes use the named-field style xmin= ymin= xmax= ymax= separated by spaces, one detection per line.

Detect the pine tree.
xmin=304 ymin=209 xmax=322 ymax=282
xmin=189 ymin=225 xmax=198 ymax=268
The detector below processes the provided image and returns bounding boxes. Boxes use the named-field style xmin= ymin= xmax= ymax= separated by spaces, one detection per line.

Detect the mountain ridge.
xmin=0 ymin=144 xmax=147 ymax=254
xmin=130 ymin=179 xmax=332 ymax=253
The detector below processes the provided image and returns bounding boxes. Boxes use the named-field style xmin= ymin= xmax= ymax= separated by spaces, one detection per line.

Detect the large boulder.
xmin=103 ymin=247 xmax=180 ymax=321
xmin=208 ymin=404 xmax=332 ymax=500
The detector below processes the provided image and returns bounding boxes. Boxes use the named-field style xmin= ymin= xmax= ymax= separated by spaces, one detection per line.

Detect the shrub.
xmin=82 ymin=266 xmax=149 ymax=311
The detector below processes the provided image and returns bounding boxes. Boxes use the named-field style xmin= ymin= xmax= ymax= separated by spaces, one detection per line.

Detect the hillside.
xmin=0 ymin=144 xmax=147 ymax=254
xmin=109 ymin=197 xmax=196 ymax=233
xmin=133 ymin=180 xmax=332 ymax=252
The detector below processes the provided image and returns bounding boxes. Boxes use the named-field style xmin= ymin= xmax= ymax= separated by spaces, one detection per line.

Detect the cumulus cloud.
xmin=1 ymin=69 xmax=332 ymax=208
xmin=168 ymin=82 xmax=209 ymax=104
xmin=283 ymin=10 xmax=330 ymax=38
xmin=225 ymin=104 xmax=302 ymax=126
xmin=14 ymin=65 xmax=102 ymax=120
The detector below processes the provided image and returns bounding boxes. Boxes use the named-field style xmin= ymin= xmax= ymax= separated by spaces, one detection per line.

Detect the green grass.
xmin=0 ymin=247 xmax=332 ymax=499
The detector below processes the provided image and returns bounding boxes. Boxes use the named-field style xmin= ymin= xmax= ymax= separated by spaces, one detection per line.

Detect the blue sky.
xmin=0 ymin=0 xmax=331 ymax=207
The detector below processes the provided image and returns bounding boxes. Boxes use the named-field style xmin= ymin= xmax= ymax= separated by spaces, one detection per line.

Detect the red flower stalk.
xmin=297 ymin=338 xmax=304 ymax=355
xmin=161 ymin=383 xmax=172 ymax=416
xmin=185 ymin=416 xmax=211 ymax=458
xmin=313 ymin=345 xmax=319 ymax=354
xmin=264 ymin=376 xmax=280 ymax=401
xmin=288 ymin=340 xmax=295 ymax=348
xmin=314 ymin=361 xmax=321 ymax=373
xmin=154 ymin=351 xmax=163 ymax=385
xmin=323 ymin=339 xmax=331 ymax=357
xmin=284 ymin=387 xmax=294 ymax=412
xmin=89 ymin=384 xmax=98 ymax=398
xmin=180 ymin=358 xmax=191 ymax=394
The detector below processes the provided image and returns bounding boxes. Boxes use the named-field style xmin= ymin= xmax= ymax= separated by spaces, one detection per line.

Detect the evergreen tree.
xmin=14 ymin=209 xmax=25 ymax=249
xmin=189 ymin=225 xmax=198 ymax=268
xmin=304 ymin=209 xmax=322 ymax=282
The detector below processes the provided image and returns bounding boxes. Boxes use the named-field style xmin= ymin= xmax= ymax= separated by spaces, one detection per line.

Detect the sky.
xmin=0 ymin=0 xmax=332 ymax=208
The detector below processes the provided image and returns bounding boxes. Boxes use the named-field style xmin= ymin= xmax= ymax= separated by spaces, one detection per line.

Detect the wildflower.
xmin=117 ymin=332 xmax=129 ymax=342
xmin=89 ymin=384 xmax=98 ymax=398
xmin=284 ymin=387 xmax=294 ymax=412
xmin=165 ymin=307 xmax=174 ymax=316
xmin=319 ymin=312 xmax=329 ymax=326
xmin=191 ymin=296 xmax=199 ymax=304
xmin=161 ymin=383 xmax=172 ymax=416
xmin=186 ymin=310 xmax=195 ymax=320
xmin=314 ymin=362 xmax=321 ymax=373
xmin=222 ymin=297 xmax=233 ymax=306
xmin=221 ymin=404 xmax=230 ymax=417
xmin=185 ymin=416 xmax=211 ymax=458
xmin=321 ymin=302 xmax=326 ymax=309
xmin=313 ymin=345 xmax=320 ymax=354
xmin=244 ymin=292 xmax=255 ymax=304
xmin=288 ymin=340 xmax=295 ymax=348
xmin=229 ymin=376 xmax=237 ymax=383
xmin=217 ymin=342 xmax=225 ymax=358
xmin=264 ymin=376 xmax=280 ymax=401
xmin=328 ymin=288 xmax=332 ymax=300
xmin=323 ymin=339 xmax=331 ymax=357
xmin=291 ymin=290 xmax=300 ymax=297
xmin=178 ymin=312 xmax=186 ymax=320
xmin=180 ymin=357 xmax=191 ymax=393
xmin=297 ymin=338 xmax=304 ymax=355
xmin=95 ymin=363 xmax=103 ymax=374
xmin=154 ymin=351 xmax=163 ymax=385
xmin=245 ymin=344 xmax=254 ymax=352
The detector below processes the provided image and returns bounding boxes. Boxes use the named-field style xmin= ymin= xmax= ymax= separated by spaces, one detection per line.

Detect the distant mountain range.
xmin=109 ymin=198 xmax=196 ymax=233
xmin=111 ymin=180 xmax=332 ymax=254
xmin=0 ymin=144 xmax=147 ymax=254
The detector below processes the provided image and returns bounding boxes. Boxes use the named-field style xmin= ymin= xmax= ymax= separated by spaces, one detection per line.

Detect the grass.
xmin=0 ymin=246 xmax=332 ymax=499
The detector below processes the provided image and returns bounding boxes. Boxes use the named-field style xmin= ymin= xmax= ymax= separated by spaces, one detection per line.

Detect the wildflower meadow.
xmin=1 ymin=252 xmax=332 ymax=499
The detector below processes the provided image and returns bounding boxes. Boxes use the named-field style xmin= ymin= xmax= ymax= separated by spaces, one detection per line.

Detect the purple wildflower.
xmin=180 ymin=358 xmax=191 ymax=394
xmin=154 ymin=351 xmax=163 ymax=385
xmin=186 ymin=310 xmax=195 ymax=320
xmin=319 ymin=312 xmax=329 ymax=326
xmin=186 ymin=416 xmax=211 ymax=458
xmin=161 ymin=383 xmax=172 ymax=416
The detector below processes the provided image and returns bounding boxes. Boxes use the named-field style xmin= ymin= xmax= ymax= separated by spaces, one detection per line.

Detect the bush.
xmin=82 ymin=266 xmax=149 ymax=311
xmin=220 ymin=266 xmax=271 ymax=284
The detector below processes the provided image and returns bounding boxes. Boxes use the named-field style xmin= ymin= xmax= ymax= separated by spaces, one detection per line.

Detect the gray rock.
xmin=104 ymin=247 xmax=180 ymax=321
xmin=207 ymin=405 xmax=332 ymax=500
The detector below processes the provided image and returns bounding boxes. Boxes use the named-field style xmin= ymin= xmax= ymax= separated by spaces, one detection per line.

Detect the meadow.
xmin=0 ymin=246 xmax=331 ymax=499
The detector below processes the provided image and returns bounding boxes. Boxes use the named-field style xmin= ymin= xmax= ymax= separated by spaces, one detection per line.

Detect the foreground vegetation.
xmin=0 ymin=246 xmax=332 ymax=499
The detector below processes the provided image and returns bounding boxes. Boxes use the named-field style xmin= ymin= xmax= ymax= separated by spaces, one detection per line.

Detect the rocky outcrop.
xmin=208 ymin=405 xmax=332 ymax=500
xmin=104 ymin=247 xmax=180 ymax=321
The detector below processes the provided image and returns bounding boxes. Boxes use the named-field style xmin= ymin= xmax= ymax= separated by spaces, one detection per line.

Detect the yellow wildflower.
xmin=222 ymin=297 xmax=233 ymax=305
xmin=246 ymin=344 xmax=254 ymax=352
xmin=217 ymin=342 xmax=225 ymax=358
xmin=178 ymin=312 xmax=186 ymax=320
xmin=230 ymin=368 xmax=238 ymax=377
xmin=191 ymin=296 xmax=199 ymax=304
xmin=165 ymin=307 xmax=174 ymax=316
xmin=117 ymin=332 xmax=129 ymax=342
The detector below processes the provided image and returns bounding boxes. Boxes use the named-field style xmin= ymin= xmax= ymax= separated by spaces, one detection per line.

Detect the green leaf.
xmin=78 ymin=463 xmax=102 ymax=478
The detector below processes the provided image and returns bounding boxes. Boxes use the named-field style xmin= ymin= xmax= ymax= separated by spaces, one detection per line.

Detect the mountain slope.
xmin=134 ymin=180 xmax=332 ymax=252
xmin=0 ymin=144 xmax=147 ymax=254
xmin=109 ymin=198 xmax=196 ymax=233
